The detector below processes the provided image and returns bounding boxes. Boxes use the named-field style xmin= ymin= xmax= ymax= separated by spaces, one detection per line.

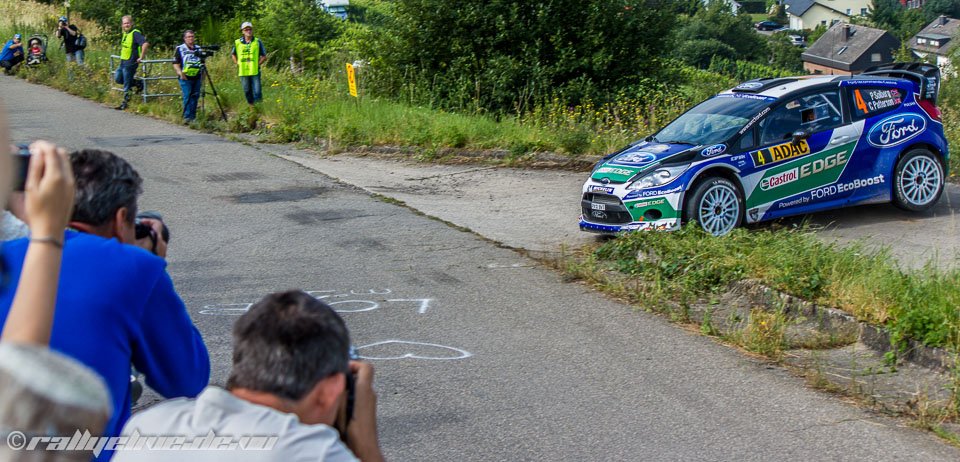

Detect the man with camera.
xmin=0 ymin=34 xmax=23 ymax=74
xmin=114 ymin=15 xmax=148 ymax=110
xmin=173 ymin=30 xmax=202 ymax=124
xmin=55 ymin=16 xmax=83 ymax=65
xmin=231 ymin=22 xmax=267 ymax=105
xmin=0 ymin=149 xmax=210 ymax=460
xmin=116 ymin=290 xmax=384 ymax=462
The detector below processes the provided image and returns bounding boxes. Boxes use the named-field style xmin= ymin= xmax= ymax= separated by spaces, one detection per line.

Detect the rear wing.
xmin=863 ymin=63 xmax=941 ymax=104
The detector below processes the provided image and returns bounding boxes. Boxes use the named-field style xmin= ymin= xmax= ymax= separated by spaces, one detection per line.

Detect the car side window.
xmin=849 ymin=86 xmax=903 ymax=120
xmin=759 ymin=90 xmax=843 ymax=146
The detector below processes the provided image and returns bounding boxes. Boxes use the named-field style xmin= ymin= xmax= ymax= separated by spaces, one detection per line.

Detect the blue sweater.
xmin=0 ymin=231 xmax=210 ymax=456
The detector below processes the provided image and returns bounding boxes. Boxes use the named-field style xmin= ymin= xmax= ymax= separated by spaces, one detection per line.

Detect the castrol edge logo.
xmin=759 ymin=150 xmax=849 ymax=191
xmin=760 ymin=168 xmax=798 ymax=190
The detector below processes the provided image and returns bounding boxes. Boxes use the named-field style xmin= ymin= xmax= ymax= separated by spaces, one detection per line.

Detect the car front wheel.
xmin=892 ymin=149 xmax=943 ymax=212
xmin=684 ymin=177 xmax=743 ymax=236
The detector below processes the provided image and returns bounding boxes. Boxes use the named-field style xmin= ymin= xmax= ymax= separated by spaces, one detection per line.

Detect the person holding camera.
xmin=0 ymin=149 xmax=210 ymax=461
xmin=231 ymin=22 xmax=267 ymax=105
xmin=0 ymin=34 xmax=23 ymax=74
xmin=55 ymin=16 xmax=83 ymax=65
xmin=173 ymin=30 xmax=202 ymax=124
xmin=116 ymin=290 xmax=385 ymax=462
xmin=114 ymin=15 xmax=148 ymax=111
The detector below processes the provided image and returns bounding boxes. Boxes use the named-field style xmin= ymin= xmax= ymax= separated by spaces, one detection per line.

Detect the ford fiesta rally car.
xmin=580 ymin=63 xmax=948 ymax=236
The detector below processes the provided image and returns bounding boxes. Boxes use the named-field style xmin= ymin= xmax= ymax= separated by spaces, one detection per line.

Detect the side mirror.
xmin=791 ymin=130 xmax=810 ymax=146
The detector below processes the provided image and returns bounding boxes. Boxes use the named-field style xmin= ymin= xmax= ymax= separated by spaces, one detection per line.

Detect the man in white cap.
xmin=0 ymin=34 xmax=23 ymax=74
xmin=231 ymin=21 xmax=267 ymax=105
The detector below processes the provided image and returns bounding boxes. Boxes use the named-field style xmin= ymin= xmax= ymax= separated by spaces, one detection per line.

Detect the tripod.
xmin=198 ymin=60 xmax=227 ymax=122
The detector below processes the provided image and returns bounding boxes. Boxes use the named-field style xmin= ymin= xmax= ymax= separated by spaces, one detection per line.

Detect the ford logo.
xmin=736 ymin=81 xmax=763 ymax=90
xmin=701 ymin=144 xmax=726 ymax=157
xmin=614 ymin=151 xmax=657 ymax=165
xmin=867 ymin=113 xmax=925 ymax=148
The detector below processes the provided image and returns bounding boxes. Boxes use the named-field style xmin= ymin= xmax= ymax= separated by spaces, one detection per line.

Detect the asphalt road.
xmin=4 ymin=77 xmax=959 ymax=461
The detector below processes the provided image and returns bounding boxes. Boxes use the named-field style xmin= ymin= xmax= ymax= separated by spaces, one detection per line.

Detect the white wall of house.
xmin=788 ymin=0 xmax=868 ymax=30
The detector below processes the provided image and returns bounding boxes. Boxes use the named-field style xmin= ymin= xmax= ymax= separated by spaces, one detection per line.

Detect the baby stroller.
xmin=25 ymin=34 xmax=47 ymax=66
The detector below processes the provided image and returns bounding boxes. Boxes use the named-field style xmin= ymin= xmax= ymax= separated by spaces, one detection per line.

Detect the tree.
xmin=78 ymin=0 xmax=244 ymax=47
xmin=369 ymin=0 xmax=677 ymax=114
xmin=672 ymin=1 xmax=769 ymax=67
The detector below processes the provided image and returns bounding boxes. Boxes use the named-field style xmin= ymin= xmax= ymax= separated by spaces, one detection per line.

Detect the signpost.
xmin=346 ymin=63 xmax=357 ymax=98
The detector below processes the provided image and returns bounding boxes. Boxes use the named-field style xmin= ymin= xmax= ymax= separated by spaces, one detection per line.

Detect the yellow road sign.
xmin=346 ymin=63 xmax=357 ymax=97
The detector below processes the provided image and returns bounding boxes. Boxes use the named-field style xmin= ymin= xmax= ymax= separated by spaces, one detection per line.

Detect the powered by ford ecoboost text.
xmin=580 ymin=63 xmax=948 ymax=236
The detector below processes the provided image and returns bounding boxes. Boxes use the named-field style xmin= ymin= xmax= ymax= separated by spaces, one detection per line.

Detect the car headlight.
xmin=627 ymin=165 xmax=688 ymax=190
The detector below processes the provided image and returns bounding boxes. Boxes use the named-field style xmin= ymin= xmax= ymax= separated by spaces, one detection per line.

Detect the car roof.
xmin=722 ymin=74 xmax=910 ymax=100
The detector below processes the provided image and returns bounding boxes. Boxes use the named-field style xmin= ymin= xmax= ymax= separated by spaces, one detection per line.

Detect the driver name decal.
xmin=867 ymin=114 xmax=925 ymax=148
xmin=751 ymin=140 xmax=810 ymax=167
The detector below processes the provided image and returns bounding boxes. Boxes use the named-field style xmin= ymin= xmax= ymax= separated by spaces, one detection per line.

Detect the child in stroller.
xmin=25 ymin=34 xmax=47 ymax=66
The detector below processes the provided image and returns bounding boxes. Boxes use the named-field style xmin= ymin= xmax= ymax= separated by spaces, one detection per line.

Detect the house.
xmin=909 ymin=15 xmax=960 ymax=75
xmin=783 ymin=0 xmax=870 ymax=30
xmin=802 ymin=22 xmax=901 ymax=75
xmin=320 ymin=0 xmax=349 ymax=19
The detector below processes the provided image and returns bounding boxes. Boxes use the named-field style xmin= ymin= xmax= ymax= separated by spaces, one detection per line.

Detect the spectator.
xmin=116 ymin=290 xmax=384 ymax=462
xmin=0 ymin=34 xmax=24 ymax=74
xmin=55 ymin=15 xmax=84 ymax=65
xmin=0 ymin=149 xmax=210 ymax=461
xmin=231 ymin=22 xmax=267 ymax=105
xmin=172 ymin=29 xmax=202 ymax=123
xmin=0 ymin=101 xmax=110 ymax=461
xmin=114 ymin=15 xmax=148 ymax=110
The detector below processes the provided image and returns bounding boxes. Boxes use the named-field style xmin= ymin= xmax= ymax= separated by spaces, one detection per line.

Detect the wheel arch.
xmin=681 ymin=165 xmax=745 ymax=222
xmin=897 ymin=142 xmax=947 ymax=176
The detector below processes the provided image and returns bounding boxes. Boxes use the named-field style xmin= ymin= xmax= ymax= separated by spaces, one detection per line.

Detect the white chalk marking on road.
xmin=356 ymin=340 xmax=473 ymax=360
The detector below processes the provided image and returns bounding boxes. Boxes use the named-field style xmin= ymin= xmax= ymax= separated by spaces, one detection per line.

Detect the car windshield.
xmin=653 ymin=95 xmax=771 ymax=146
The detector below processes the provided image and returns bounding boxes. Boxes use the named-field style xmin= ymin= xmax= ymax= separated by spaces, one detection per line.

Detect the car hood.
xmin=590 ymin=141 xmax=696 ymax=184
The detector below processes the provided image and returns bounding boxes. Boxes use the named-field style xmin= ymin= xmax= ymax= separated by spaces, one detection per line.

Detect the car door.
xmin=741 ymin=88 xmax=857 ymax=221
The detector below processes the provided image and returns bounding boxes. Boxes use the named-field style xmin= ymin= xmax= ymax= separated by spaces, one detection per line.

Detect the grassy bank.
xmin=562 ymin=224 xmax=960 ymax=354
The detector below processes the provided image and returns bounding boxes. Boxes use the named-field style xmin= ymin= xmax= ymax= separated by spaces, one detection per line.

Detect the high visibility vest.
xmin=235 ymin=38 xmax=260 ymax=76
xmin=120 ymin=28 xmax=141 ymax=61
xmin=178 ymin=44 xmax=202 ymax=77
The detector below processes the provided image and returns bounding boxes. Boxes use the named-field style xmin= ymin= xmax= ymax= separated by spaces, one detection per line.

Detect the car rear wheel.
xmin=684 ymin=177 xmax=743 ymax=236
xmin=892 ymin=149 xmax=943 ymax=212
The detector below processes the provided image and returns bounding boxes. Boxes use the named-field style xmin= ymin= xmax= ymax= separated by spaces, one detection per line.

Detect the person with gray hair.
xmin=0 ymin=149 xmax=209 ymax=461
xmin=117 ymin=290 xmax=384 ymax=462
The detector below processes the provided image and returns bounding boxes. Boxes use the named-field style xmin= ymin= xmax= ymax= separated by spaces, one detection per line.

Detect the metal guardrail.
xmin=109 ymin=55 xmax=180 ymax=103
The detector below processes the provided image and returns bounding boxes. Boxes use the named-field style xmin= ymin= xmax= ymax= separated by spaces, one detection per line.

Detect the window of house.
xmin=846 ymin=8 xmax=851 ymax=14
xmin=861 ymin=8 xmax=868 ymax=15
xmin=931 ymin=40 xmax=940 ymax=47
xmin=849 ymin=86 xmax=903 ymax=120
xmin=871 ymin=53 xmax=882 ymax=62
xmin=821 ymin=20 xmax=827 ymax=26
xmin=918 ymin=37 xmax=927 ymax=44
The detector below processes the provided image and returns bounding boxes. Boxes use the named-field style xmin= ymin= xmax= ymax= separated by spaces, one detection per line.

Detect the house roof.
xmin=783 ymin=0 xmax=850 ymax=18
xmin=802 ymin=23 xmax=898 ymax=70
xmin=783 ymin=0 xmax=816 ymax=16
xmin=909 ymin=16 xmax=960 ymax=56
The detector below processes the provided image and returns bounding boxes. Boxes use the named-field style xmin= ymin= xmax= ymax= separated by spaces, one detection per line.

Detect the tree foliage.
xmin=77 ymin=0 xmax=245 ymax=47
xmin=672 ymin=1 xmax=768 ymax=67
xmin=366 ymin=0 xmax=677 ymax=114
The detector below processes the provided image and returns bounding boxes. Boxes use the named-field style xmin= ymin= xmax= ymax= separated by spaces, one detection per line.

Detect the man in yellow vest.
xmin=231 ymin=22 xmax=267 ymax=105
xmin=114 ymin=15 xmax=149 ymax=111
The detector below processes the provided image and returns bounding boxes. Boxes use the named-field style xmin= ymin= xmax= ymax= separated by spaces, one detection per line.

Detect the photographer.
xmin=172 ymin=30 xmax=202 ymax=124
xmin=55 ymin=16 xmax=83 ymax=65
xmin=0 ymin=34 xmax=23 ymax=74
xmin=117 ymin=290 xmax=384 ymax=462
xmin=0 ymin=149 xmax=210 ymax=461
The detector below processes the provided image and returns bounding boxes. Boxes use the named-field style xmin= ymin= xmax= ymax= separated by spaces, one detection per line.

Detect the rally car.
xmin=580 ymin=63 xmax=948 ymax=236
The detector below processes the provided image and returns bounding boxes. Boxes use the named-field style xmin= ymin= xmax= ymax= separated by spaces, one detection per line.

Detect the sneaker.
xmin=115 ymin=102 xmax=127 ymax=110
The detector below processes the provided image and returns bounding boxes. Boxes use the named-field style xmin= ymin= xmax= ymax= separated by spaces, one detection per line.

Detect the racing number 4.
xmin=854 ymin=89 xmax=868 ymax=115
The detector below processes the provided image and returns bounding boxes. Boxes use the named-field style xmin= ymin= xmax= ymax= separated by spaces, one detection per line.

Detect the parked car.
xmin=579 ymin=63 xmax=947 ymax=236
xmin=788 ymin=34 xmax=805 ymax=46
xmin=755 ymin=20 xmax=783 ymax=31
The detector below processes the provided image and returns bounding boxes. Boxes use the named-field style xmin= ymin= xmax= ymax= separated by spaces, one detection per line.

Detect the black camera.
xmin=134 ymin=211 xmax=170 ymax=255
xmin=196 ymin=44 xmax=220 ymax=59
xmin=12 ymin=144 xmax=30 ymax=191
